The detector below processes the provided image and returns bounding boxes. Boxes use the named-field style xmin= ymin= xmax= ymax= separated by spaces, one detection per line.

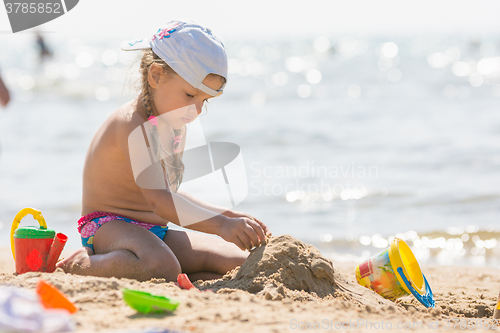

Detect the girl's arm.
xmin=176 ymin=188 xmax=233 ymax=216
xmin=142 ymin=188 xmax=267 ymax=250
xmin=142 ymin=188 xmax=224 ymax=229
xmin=176 ymin=188 xmax=271 ymax=236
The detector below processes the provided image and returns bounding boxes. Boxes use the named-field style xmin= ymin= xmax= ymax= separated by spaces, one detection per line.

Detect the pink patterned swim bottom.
xmin=77 ymin=211 xmax=169 ymax=252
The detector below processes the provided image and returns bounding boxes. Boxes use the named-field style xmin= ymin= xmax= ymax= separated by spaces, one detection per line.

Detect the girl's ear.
xmin=147 ymin=64 xmax=163 ymax=89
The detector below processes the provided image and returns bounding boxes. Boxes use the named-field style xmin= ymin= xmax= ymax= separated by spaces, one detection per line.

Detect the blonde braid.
xmin=139 ymin=50 xmax=184 ymax=192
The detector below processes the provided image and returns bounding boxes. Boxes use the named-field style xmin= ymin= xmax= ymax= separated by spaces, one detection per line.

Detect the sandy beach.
xmin=1 ymin=235 xmax=499 ymax=333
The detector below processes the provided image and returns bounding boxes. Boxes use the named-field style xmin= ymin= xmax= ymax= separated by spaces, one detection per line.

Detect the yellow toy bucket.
xmin=355 ymin=237 xmax=434 ymax=308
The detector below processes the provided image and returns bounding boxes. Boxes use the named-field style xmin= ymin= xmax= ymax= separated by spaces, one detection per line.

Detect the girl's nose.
xmin=192 ymin=101 xmax=203 ymax=115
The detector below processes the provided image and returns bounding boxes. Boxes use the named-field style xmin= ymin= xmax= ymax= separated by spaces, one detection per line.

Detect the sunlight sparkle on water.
xmin=286 ymin=191 xmax=298 ymax=202
xmin=451 ymin=61 xmax=472 ymax=77
xmin=380 ymin=42 xmax=398 ymax=58
xmin=18 ymin=75 xmax=35 ymax=90
xmin=297 ymin=84 xmax=312 ymax=98
xmin=476 ymin=57 xmax=499 ymax=76
xmin=427 ymin=52 xmax=448 ymax=68
xmin=101 ymin=50 xmax=118 ymax=67
xmin=75 ymin=52 xmax=94 ymax=68
xmin=286 ymin=57 xmax=304 ymax=73
xmin=95 ymin=87 xmax=110 ymax=102
xmin=306 ymin=69 xmax=322 ymax=84
xmin=469 ymin=73 xmax=484 ymax=87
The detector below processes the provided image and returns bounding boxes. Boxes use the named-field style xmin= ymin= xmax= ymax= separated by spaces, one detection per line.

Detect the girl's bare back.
xmin=82 ymin=99 xmax=184 ymax=225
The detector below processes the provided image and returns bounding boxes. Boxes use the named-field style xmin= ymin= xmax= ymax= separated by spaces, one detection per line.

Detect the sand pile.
xmin=199 ymin=235 xmax=399 ymax=308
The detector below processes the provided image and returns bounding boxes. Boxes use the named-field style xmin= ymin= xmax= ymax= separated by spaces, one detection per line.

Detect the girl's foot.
xmin=56 ymin=247 xmax=92 ymax=274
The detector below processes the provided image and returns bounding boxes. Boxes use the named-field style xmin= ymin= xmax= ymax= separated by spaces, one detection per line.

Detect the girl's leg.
xmin=57 ymin=220 xmax=181 ymax=281
xmin=163 ymin=229 xmax=248 ymax=281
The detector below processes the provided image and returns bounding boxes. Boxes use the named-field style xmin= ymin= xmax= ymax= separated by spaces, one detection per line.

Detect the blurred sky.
xmin=2 ymin=0 xmax=500 ymax=40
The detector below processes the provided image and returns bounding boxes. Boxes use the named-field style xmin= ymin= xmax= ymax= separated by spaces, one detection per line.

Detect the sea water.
xmin=0 ymin=33 xmax=499 ymax=267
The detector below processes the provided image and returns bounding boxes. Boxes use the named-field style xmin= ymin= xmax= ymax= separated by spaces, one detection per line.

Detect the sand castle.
xmin=200 ymin=235 xmax=400 ymax=308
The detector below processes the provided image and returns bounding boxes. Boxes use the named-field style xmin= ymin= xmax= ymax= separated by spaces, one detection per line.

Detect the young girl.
xmin=57 ymin=20 xmax=270 ymax=282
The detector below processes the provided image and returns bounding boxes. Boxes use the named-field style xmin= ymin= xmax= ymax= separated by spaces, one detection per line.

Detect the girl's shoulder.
xmin=109 ymin=99 xmax=146 ymax=135
xmin=95 ymin=100 xmax=146 ymax=154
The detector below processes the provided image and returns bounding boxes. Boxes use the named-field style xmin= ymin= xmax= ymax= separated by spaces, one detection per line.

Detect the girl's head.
xmin=139 ymin=50 xmax=226 ymax=129
xmin=123 ymin=20 xmax=228 ymax=127
xmin=122 ymin=20 xmax=227 ymax=192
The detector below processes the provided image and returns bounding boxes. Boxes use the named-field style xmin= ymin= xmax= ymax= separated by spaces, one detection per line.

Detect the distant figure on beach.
xmin=57 ymin=21 xmax=271 ymax=282
xmin=35 ymin=31 xmax=52 ymax=62
xmin=0 ymin=71 xmax=10 ymax=108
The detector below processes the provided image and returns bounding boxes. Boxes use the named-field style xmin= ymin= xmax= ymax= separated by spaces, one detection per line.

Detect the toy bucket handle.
xmin=10 ymin=208 xmax=48 ymax=260
xmin=397 ymin=267 xmax=435 ymax=308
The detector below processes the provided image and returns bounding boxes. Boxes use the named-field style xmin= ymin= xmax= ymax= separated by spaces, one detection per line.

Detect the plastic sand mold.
xmin=123 ymin=289 xmax=179 ymax=313
xmin=355 ymin=237 xmax=435 ymax=308
xmin=37 ymin=279 xmax=78 ymax=314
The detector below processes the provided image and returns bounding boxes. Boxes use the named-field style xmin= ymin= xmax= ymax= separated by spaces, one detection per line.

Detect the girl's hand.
xmin=224 ymin=210 xmax=272 ymax=239
xmin=217 ymin=215 xmax=268 ymax=251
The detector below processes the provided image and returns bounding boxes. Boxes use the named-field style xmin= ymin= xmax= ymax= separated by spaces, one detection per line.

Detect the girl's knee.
xmin=143 ymin=255 xmax=182 ymax=281
xmin=213 ymin=248 xmax=248 ymax=274
xmin=234 ymin=251 xmax=249 ymax=267
xmin=233 ymin=250 xmax=248 ymax=266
